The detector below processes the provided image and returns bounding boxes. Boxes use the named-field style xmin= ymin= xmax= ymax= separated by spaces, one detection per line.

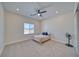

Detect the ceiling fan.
xmin=30 ymin=9 xmax=47 ymax=17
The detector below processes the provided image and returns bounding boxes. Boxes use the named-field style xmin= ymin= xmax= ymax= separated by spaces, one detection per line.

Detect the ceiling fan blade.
xmin=30 ymin=13 xmax=37 ymax=16
xmin=34 ymin=8 xmax=39 ymax=13
xmin=40 ymin=11 xmax=47 ymax=13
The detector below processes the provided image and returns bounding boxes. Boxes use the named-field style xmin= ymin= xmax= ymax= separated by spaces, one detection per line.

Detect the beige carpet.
xmin=1 ymin=39 xmax=77 ymax=57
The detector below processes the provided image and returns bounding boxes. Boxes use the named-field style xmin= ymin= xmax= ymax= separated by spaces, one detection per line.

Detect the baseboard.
xmin=5 ymin=38 xmax=65 ymax=46
xmin=0 ymin=47 xmax=4 ymax=56
xmin=51 ymin=38 xmax=65 ymax=44
xmin=5 ymin=39 xmax=29 ymax=46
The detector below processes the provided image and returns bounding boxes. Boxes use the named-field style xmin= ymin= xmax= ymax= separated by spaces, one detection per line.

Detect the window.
xmin=24 ymin=23 xmax=34 ymax=34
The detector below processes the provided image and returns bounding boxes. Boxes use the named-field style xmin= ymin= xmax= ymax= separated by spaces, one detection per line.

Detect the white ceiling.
xmin=2 ymin=2 xmax=75 ymax=20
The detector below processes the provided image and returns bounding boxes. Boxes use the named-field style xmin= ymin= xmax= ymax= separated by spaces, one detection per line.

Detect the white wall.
xmin=0 ymin=3 xmax=5 ymax=55
xmin=5 ymin=11 xmax=41 ymax=44
xmin=42 ymin=12 xmax=75 ymax=45
xmin=76 ymin=12 xmax=79 ymax=55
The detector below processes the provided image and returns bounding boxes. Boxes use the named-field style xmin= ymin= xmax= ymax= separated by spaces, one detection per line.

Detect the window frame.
xmin=24 ymin=23 xmax=35 ymax=34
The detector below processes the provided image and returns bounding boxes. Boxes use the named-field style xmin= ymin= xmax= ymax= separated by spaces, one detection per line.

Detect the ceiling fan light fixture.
xmin=37 ymin=13 xmax=40 ymax=16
